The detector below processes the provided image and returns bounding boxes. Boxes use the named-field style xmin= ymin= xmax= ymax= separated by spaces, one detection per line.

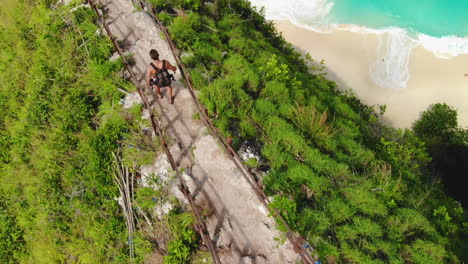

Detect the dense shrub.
xmin=119 ymin=0 xmax=468 ymax=262
xmin=0 ymin=2 xmax=148 ymax=262
xmin=413 ymin=103 xmax=468 ymax=207
xmin=164 ymin=213 xmax=197 ymax=264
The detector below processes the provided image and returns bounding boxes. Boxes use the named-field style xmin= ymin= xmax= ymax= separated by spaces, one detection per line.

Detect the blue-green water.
xmin=248 ymin=0 xmax=468 ymax=41
xmin=331 ymin=0 xmax=468 ymax=37
xmin=248 ymin=0 xmax=468 ymax=89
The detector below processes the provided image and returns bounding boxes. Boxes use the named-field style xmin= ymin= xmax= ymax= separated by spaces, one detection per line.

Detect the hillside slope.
xmin=148 ymin=0 xmax=467 ymax=263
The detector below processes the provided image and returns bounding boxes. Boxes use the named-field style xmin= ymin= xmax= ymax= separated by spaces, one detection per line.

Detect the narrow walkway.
xmin=99 ymin=0 xmax=300 ymax=262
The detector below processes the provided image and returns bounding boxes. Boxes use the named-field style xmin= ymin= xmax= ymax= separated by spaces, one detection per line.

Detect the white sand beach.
xmin=275 ymin=20 xmax=468 ymax=128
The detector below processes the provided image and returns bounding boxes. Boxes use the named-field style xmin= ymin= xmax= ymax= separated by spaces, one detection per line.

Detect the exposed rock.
xmin=238 ymin=141 xmax=262 ymax=164
xmin=109 ymin=51 xmax=121 ymax=62
xmin=122 ymin=92 xmax=141 ymax=109
xmin=139 ymin=154 xmax=173 ymax=188
xmin=70 ymin=3 xmax=91 ymax=12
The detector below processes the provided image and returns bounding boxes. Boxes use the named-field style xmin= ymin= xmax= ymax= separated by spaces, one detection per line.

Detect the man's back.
xmin=146 ymin=49 xmax=178 ymax=104
xmin=147 ymin=59 xmax=177 ymax=77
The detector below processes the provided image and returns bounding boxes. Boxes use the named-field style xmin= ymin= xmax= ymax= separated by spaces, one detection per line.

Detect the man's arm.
xmin=146 ymin=67 xmax=151 ymax=87
xmin=166 ymin=60 xmax=177 ymax=73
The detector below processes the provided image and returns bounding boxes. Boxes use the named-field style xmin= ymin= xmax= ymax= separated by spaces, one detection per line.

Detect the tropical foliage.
xmin=152 ymin=0 xmax=467 ymax=263
xmin=0 ymin=1 xmax=144 ymax=262
xmin=1 ymin=0 xmax=466 ymax=263
xmin=413 ymin=103 xmax=468 ymax=210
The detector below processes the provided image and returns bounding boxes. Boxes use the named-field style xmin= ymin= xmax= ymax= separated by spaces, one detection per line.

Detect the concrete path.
xmin=98 ymin=0 xmax=300 ymax=262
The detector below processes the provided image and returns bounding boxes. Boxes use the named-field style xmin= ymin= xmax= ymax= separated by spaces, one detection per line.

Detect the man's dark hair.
xmin=150 ymin=49 xmax=159 ymax=60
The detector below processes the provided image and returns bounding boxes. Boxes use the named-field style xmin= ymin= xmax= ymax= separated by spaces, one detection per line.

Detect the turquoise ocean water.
xmin=331 ymin=0 xmax=468 ymax=37
xmin=248 ymin=0 xmax=468 ymax=89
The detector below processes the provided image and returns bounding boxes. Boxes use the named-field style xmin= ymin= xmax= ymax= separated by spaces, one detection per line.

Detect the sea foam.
xmin=248 ymin=0 xmax=334 ymax=32
xmin=370 ymin=29 xmax=418 ymax=90
xmin=417 ymin=34 xmax=468 ymax=59
xmin=248 ymin=0 xmax=468 ymax=90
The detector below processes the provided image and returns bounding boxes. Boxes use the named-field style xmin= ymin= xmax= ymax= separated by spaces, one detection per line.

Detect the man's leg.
xmin=154 ymin=85 xmax=163 ymax=98
xmin=168 ymin=86 xmax=173 ymax=104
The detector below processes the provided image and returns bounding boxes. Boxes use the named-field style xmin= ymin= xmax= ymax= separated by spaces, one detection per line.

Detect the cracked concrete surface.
xmin=97 ymin=0 xmax=300 ymax=262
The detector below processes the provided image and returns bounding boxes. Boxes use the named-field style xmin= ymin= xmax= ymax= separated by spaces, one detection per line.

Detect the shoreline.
xmin=274 ymin=20 xmax=468 ymax=129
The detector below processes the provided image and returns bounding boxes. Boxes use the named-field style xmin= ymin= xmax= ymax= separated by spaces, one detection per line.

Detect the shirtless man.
xmin=146 ymin=49 xmax=177 ymax=104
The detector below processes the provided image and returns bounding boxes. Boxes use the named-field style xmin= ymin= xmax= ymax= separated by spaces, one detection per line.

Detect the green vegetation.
xmin=0 ymin=198 xmax=24 ymax=263
xmin=413 ymin=103 xmax=467 ymax=146
xmin=0 ymin=2 xmax=211 ymax=263
xmin=164 ymin=212 xmax=197 ymax=263
xmin=0 ymin=1 xmax=150 ymax=262
xmin=1 ymin=0 xmax=466 ymax=263
xmin=152 ymin=0 xmax=467 ymax=263
xmin=413 ymin=103 xmax=468 ymax=209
